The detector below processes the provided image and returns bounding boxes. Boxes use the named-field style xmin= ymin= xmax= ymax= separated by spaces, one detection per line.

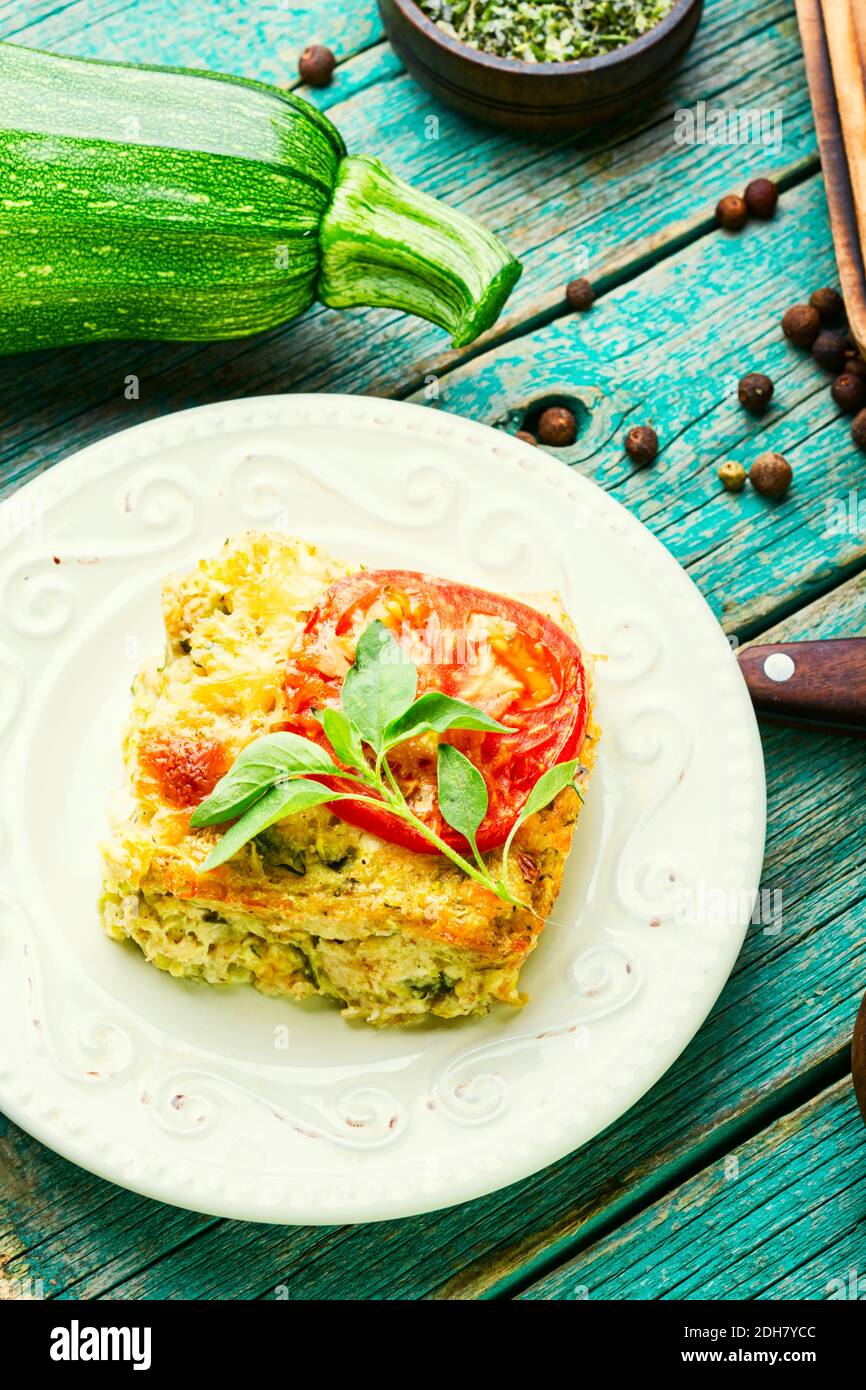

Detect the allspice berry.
xmin=625 ymin=425 xmax=658 ymax=466
xmin=715 ymin=194 xmax=748 ymax=230
xmin=299 ymin=44 xmax=335 ymax=87
xmin=851 ymin=409 xmax=866 ymax=451
xmin=749 ymin=451 xmax=792 ymax=499
xmin=809 ymin=286 xmax=844 ymax=324
xmin=537 ymin=406 xmax=577 ymax=447
xmin=844 ymin=351 xmax=866 ymax=378
xmin=812 ymin=330 xmax=848 ymax=373
xmin=737 ymin=372 xmax=774 ymax=415
xmin=566 ymin=278 xmax=594 ymax=311
xmin=515 ymin=429 xmax=537 ymax=445
xmin=744 ymin=177 xmax=778 ymax=219
xmin=718 ymin=460 xmax=747 ymax=492
xmin=782 ymin=303 xmax=821 ymax=348
xmin=831 ymin=373 xmax=866 ymax=414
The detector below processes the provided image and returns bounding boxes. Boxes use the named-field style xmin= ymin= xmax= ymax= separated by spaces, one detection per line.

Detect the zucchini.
xmin=0 ymin=42 xmax=521 ymax=354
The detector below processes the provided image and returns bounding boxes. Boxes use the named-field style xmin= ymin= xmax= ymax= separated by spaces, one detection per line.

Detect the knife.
xmin=737 ymin=638 xmax=866 ymax=736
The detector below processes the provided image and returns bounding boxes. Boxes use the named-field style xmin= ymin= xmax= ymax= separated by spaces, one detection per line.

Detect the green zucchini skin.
xmin=0 ymin=42 xmax=521 ymax=354
xmin=0 ymin=42 xmax=344 ymax=351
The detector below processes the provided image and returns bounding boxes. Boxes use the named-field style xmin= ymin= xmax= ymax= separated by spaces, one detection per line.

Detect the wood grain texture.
xmin=821 ymin=2 xmax=866 ymax=255
xmin=2 ymin=571 xmax=863 ymax=1302
xmin=854 ymin=990 xmax=866 ymax=1123
xmin=797 ymin=0 xmax=866 ymax=357
xmin=4 ymin=1 xmax=384 ymax=79
xmin=419 ymin=176 xmax=866 ymax=641
xmin=518 ymin=1077 xmax=866 ymax=1299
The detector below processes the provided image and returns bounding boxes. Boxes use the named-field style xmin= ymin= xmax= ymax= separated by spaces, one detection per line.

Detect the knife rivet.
xmin=764 ymin=652 xmax=795 ymax=682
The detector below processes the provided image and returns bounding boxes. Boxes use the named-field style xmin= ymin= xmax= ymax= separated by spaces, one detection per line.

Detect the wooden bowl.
xmin=378 ymin=0 xmax=704 ymax=132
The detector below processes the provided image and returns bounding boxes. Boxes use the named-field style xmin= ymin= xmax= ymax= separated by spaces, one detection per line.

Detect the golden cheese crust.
xmin=101 ymin=532 xmax=596 ymax=1025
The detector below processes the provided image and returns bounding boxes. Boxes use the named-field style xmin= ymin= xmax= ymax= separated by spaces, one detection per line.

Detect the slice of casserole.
xmin=101 ymin=532 xmax=596 ymax=1025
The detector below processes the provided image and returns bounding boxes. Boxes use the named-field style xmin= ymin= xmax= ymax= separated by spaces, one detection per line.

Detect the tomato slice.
xmin=283 ymin=570 xmax=588 ymax=853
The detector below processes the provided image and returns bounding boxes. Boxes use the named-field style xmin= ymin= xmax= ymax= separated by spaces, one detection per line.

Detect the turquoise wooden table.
xmin=1 ymin=0 xmax=865 ymax=1302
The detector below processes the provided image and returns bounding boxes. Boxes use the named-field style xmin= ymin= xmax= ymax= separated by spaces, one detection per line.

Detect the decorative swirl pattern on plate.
xmin=599 ymin=619 xmax=661 ymax=685
xmin=433 ymin=946 xmax=641 ymax=1126
xmin=469 ymin=506 xmax=571 ymax=596
xmin=614 ymin=704 xmax=694 ymax=921
xmin=143 ymin=1074 xmax=220 ymax=1136
xmin=60 ymin=1017 xmax=136 ymax=1084
xmin=143 ymin=1071 xmax=405 ymax=1150
xmin=116 ymin=468 xmax=200 ymax=549
xmin=221 ymin=444 xmax=457 ymax=530
xmin=0 ymin=558 xmax=77 ymax=638
xmin=0 ymin=894 xmax=136 ymax=1082
xmin=0 ymin=472 xmax=199 ymax=641
xmin=0 ymin=646 xmax=24 ymax=750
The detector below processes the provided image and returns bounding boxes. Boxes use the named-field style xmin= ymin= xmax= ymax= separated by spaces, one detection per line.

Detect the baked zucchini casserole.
xmin=101 ymin=532 xmax=596 ymax=1025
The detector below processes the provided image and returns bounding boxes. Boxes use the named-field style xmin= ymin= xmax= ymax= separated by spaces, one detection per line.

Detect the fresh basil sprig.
xmin=189 ymin=732 xmax=343 ymax=828
xmin=499 ymin=758 xmax=580 ymax=882
xmin=340 ymin=621 xmax=417 ymax=748
xmin=201 ymin=779 xmax=354 ymax=871
xmin=191 ymin=618 xmax=581 ymax=904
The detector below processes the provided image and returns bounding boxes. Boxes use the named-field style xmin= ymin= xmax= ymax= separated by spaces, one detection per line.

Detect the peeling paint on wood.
xmin=518 ymin=1078 xmax=866 ymax=1300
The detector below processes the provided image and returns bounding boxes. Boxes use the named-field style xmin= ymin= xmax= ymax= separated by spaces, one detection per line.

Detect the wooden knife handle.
xmin=737 ymin=639 xmax=866 ymax=735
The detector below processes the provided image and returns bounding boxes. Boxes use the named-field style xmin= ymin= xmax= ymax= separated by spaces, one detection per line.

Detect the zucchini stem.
xmin=316 ymin=155 xmax=521 ymax=347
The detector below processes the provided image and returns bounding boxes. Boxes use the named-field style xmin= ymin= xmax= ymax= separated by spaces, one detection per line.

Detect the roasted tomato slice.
xmin=283 ymin=570 xmax=588 ymax=853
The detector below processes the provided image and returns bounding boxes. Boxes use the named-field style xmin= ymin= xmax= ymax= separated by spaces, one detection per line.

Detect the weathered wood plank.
xmin=518 ymin=1076 xmax=866 ymax=1300
xmin=2 ymin=1 xmax=385 ymax=79
xmin=2 ymin=571 xmax=863 ymax=1301
xmin=419 ymin=174 xmax=866 ymax=640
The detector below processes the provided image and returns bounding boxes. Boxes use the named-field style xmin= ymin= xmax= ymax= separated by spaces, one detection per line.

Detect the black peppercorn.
xmin=809 ymin=286 xmax=845 ymax=324
xmin=749 ymin=451 xmax=792 ymax=499
xmin=537 ymin=407 xmax=576 ymax=447
xmin=782 ymin=303 xmax=821 ymax=348
xmin=744 ymin=178 xmax=779 ymax=219
xmin=715 ymin=194 xmax=748 ymax=231
xmin=565 ymin=278 xmax=594 ymax=311
xmin=812 ymin=330 xmax=848 ymax=373
xmin=852 ymin=409 xmax=866 ymax=451
xmin=737 ymin=372 xmax=774 ymax=414
xmin=625 ymin=425 xmax=658 ymax=466
xmin=831 ymin=373 xmax=866 ymax=414
xmin=299 ymin=44 xmax=336 ymax=87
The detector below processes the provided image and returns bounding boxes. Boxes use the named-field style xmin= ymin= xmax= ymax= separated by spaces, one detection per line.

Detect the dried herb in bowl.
xmin=417 ymin=0 xmax=677 ymax=63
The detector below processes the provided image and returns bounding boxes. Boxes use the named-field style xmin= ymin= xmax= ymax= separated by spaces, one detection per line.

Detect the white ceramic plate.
xmin=0 ymin=395 xmax=765 ymax=1224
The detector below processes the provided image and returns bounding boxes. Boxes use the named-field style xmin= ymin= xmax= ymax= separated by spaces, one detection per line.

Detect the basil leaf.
xmin=341 ymin=620 xmax=417 ymax=750
xmin=383 ymin=692 xmax=508 ymax=749
xmin=517 ymin=759 xmax=579 ymax=824
xmin=201 ymin=779 xmax=344 ymax=871
xmin=189 ymin=733 xmax=340 ymax=828
xmin=321 ymin=707 xmax=369 ymax=773
xmin=436 ymin=743 xmax=488 ymax=844
xmin=501 ymin=758 xmax=580 ymax=893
